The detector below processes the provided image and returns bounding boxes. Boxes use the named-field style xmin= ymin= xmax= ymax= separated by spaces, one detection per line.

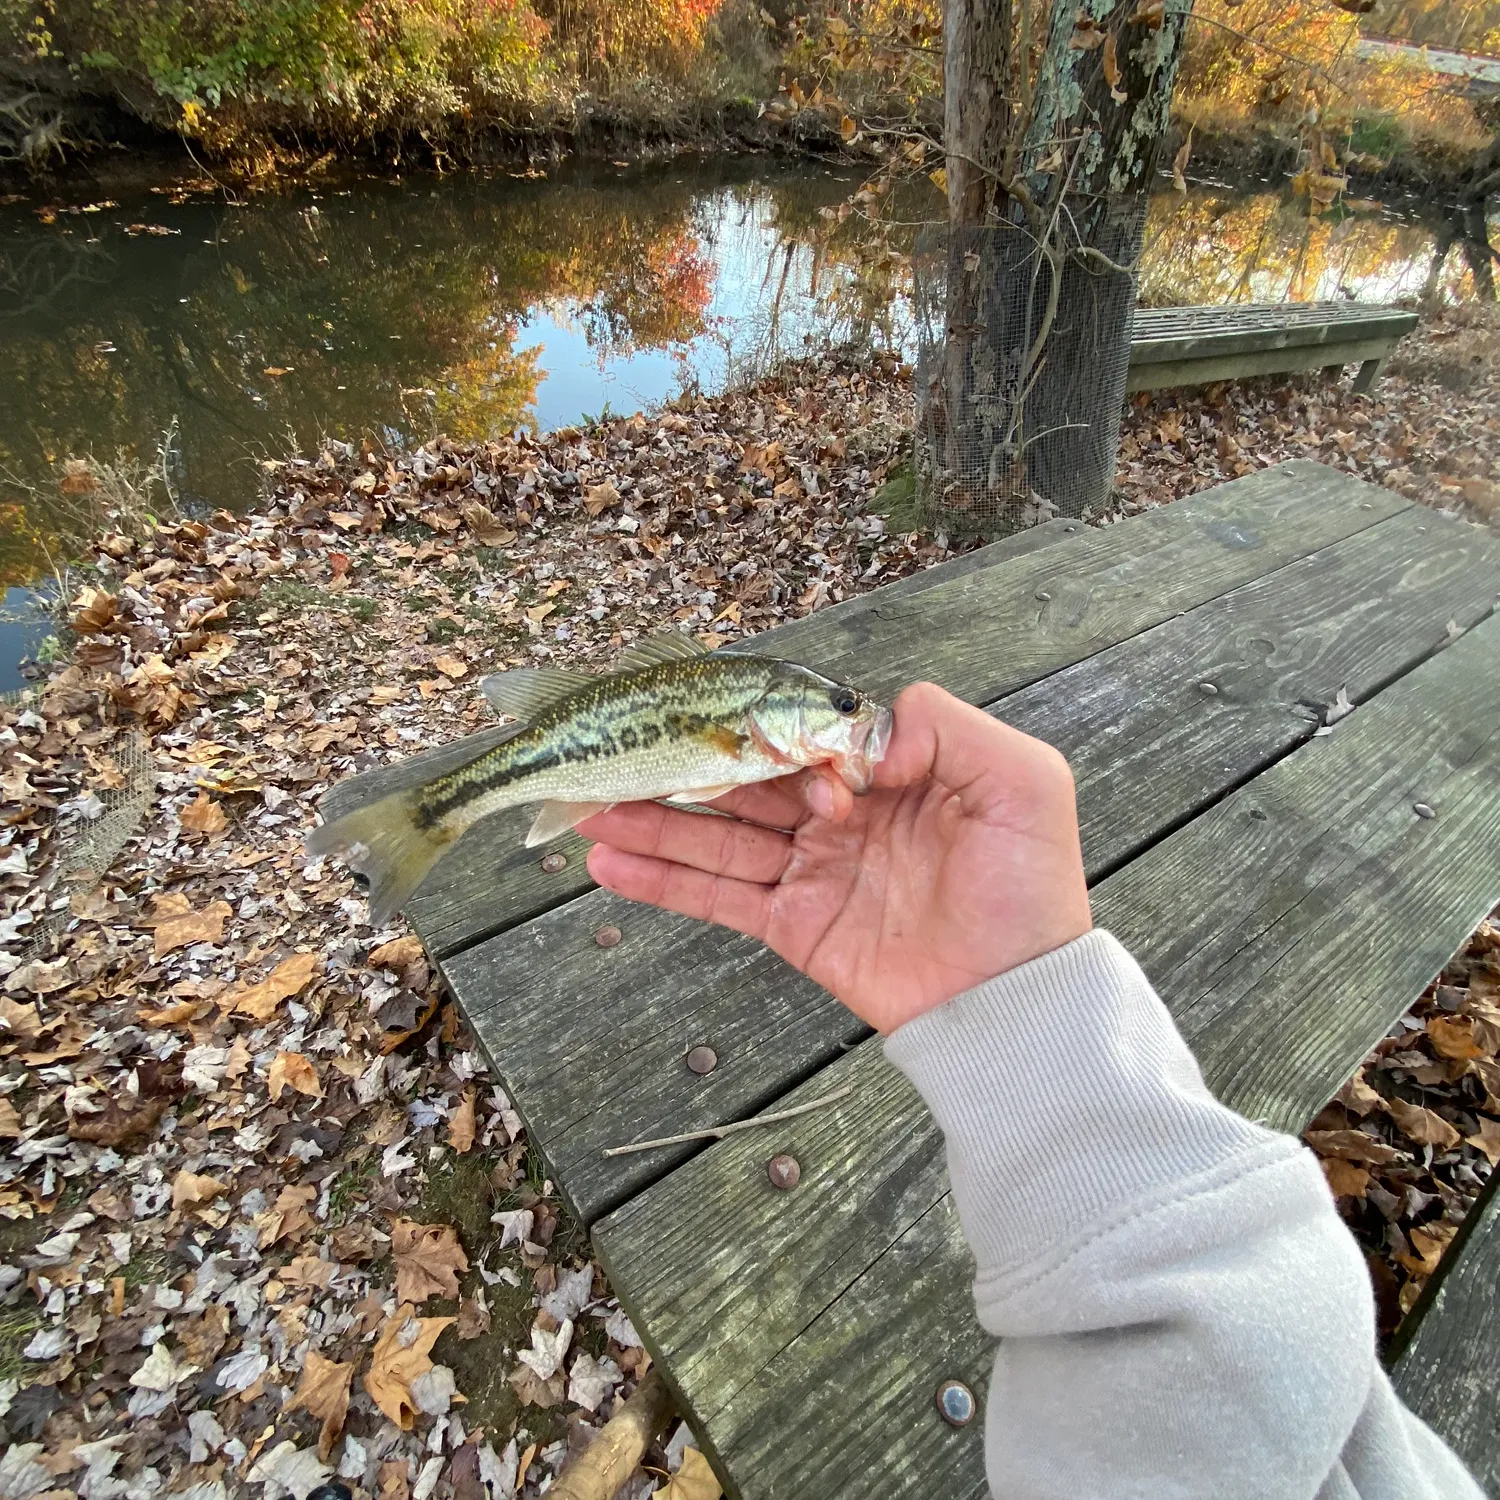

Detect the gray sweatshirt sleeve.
xmin=883 ymin=929 xmax=1482 ymax=1500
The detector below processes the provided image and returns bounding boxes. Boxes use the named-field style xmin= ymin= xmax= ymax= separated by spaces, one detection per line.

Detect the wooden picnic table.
xmin=325 ymin=458 xmax=1500 ymax=1499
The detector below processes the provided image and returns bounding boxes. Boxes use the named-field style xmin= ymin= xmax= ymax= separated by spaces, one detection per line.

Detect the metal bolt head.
xmin=767 ymin=1154 xmax=800 ymax=1189
xmin=594 ymin=925 xmax=622 ymax=948
xmin=1413 ymin=802 xmax=1436 ymax=820
xmin=1198 ymin=680 xmax=1219 ymax=697
xmin=1034 ymin=589 xmax=1052 ymax=602
xmin=540 ymin=852 xmax=567 ymax=874
xmin=685 ymin=1045 xmax=718 ymax=1076
xmin=935 ymin=1378 xmax=976 ymax=1427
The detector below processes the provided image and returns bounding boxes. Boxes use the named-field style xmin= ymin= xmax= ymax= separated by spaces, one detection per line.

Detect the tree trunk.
xmin=926 ymin=0 xmax=1195 ymax=532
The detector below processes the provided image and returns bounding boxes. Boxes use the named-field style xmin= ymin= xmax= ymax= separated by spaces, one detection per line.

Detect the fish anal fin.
xmin=616 ymin=632 xmax=712 ymax=671
xmin=480 ymin=667 xmax=595 ymax=722
xmin=524 ymin=799 xmax=613 ymax=847
xmin=662 ymin=784 xmax=738 ymax=806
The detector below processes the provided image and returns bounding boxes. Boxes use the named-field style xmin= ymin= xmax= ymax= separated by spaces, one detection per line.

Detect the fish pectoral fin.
xmin=480 ymin=667 xmax=596 ymax=722
xmin=524 ymin=799 xmax=613 ymax=847
xmin=662 ymin=784 xmax=739 ymax=806
xmin=615 ymin=632 xmax=712 ymax=671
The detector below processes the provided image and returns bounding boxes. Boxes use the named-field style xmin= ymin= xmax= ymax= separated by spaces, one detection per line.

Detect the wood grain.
xmin=1391 ymin=1172 xmax=1500 ymax=1495
xmin=592 ymin=612 xmax=1500 ymax=1500
xmin=446 ymin=501 xmax=1499 ymax=1225
xmin=421 ymin=462 xmax=1401 ymax=956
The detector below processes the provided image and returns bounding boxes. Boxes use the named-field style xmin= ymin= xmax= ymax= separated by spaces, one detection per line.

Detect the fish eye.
xmin=831 ymin=688 xmax=858 ymax=715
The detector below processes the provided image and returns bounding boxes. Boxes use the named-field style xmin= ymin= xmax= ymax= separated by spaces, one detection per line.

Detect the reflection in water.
xmin=0 ymin=160 xmax=1492 ymax=591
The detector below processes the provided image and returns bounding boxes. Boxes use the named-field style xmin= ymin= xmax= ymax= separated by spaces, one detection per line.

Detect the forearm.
xmin=884 ymin=932 xmax=1476 ymax=1499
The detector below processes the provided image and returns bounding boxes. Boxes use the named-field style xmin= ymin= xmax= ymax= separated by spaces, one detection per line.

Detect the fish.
xmin=306 ymin=632 xmax=892 ymax=925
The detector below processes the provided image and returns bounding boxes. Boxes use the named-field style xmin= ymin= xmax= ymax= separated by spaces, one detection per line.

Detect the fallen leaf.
xmin=267 ymin=1051 xmax=323 ymax=1102
xmin=285 ymin=1352 xmax=355 ymax=1461
xmin=526 ymin=602 xmax=555 ymax=624
xmin=1334 ymin=1071 xmax=1383 ymax=1117
xmin=1320 ymin=1158 xmax=1369 ymax=1198
xmin=257 ymin=1184 xmax=317 ymax=1248
xmin=68 ymin=1096 xmax=168 ymax=1147
xmin=1171 ymin=130 xmax=1192 ymax=193
xmin=447 ymin=1090 xmax=476 ymax=1154
xmin=263 ymin=365 xmax=294 ymax=377
xmin=658 ymin=1448 xmax=723 ymax=1500
xmin=227 ymin=952 xmax=321 ymax=1021
xmin=171 ymin=1170 xmax=229 ymax=1210
xmin=140 ymin=999 xmax=205 ymax=1028
xmin=1426 ymin=1015 xmax=1484 ymax=1061
xmin=507 ymin=1364 xmax=565 ymax=1408
xmin=1396 ymin=1222 xmax=1456 ymax=1277
xmin=1464 ymin=1116 xmax=1500 ymax=1166
xmin=179 ymin=792 xmax=229 ymax=837
xmin=152 ymin=899 xmax=231 ymax=958
xmin=0 ymin=1098 xmax=20 ymax=1138
xmin=432 ymin=654 xmax=468 ymax=679
xmin=1468 ymin=1058 xmax=1500 ymax=1113
xmin=379 ymin=1459 xmax=411 ymax=1500
xmin=1384 ymin=1097 xmax=1462 ymax=1150
xmin=456 ymin=1289 xmax=490 ymax=1340
xmin=1302 ymin=1129 xmax=1401 ymax=1165
xmin=583 ymin=481 xmax=620 ymax=516
xmin=365 ymin=1305 xmax=455 ymax=1429
xmin=1103 ymin=32 xmax=1127 ymax=104
xmin=391 ymin=1219 xmax=469 ymax=1303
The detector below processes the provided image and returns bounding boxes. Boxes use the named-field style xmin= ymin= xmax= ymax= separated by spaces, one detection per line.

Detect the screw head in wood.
xmin=685 ymin=1045 xmax=718 ymax=1075
xmin=767 ymin=1154 xmax=800 ymax=1189
xmin=1413 ymin=802 xmax=1436 ymax=820
xmin=1198 ymin=680 xmax=1219 ymax=696
xmin=594 ymin=925 xmax=622 ymax=947
xmin=1034 ymin=589 xmax=1052 ymax=602
xmin=540 ymin=852 xmax=567 ymax=874
xmin=935 ymin=1378 xmax=976 ymax=1427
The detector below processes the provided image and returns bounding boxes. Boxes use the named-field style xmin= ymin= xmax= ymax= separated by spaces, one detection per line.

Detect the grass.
xmin=258 ymin=579 xmax=379 ymax=621
xmin=0 ymin=1304 xmax=43 ymax=1383
xmin=869 ymin=460 xmax=924 ymax=532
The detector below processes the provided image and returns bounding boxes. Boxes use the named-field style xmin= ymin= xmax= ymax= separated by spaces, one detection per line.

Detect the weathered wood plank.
xmin=1130 ymin=303 xmax=1418 ymax=365
xmin=593 ymin=612 xmax=1500 ymax=1500
xmin=364 ymin=460 xmax=1406 ymax=959
xmin=1125 ymin=335 xmax=1401 ymax=394
xmin=446 ymin=503 xmax=1500 ymax=1226
xmin=1391 ymin=1172 xmax=1500 ymax=1495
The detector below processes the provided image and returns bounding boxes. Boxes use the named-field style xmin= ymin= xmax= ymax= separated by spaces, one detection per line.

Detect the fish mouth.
xmin=841 ymin=704 xmax=893 ymax=793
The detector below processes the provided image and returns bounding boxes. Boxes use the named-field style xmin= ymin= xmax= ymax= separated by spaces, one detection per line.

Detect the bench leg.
xmin=1322 ymin=364 xmax=1345 ymax=381
xmin=1352 ymin=356 xmax=1387 ymax=394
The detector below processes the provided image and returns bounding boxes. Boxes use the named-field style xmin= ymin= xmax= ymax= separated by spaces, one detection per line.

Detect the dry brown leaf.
xmin=286 ymin=1351 xmax=355 ymax=1461
xmin=1319 ymin=1157 xmax=1369 ymax=1198
xmin=68 ymin=1096 xmax=168 ymax=1147
xmin=658 ymin=1449 xmax=723 ymax=1500
xmin=1464 ymin=1115 xmax=1500 ymax=1166
xmin=379 ymin=1460 xmax=411 ymax=1500
xmin=267 ymin=1051 xmax=323 ymax=1102
xmin=1102 ymin=32 xmax=1127 ymax=103
xmin=583 ymin=481 xmax=620 ymax=516
xmin=526 ymin=602 xmax=555 ymax=624
xmin=1333 ymin=1071 xmax=1383 ymax=1118
xmin=432 ymin=654 xmax=468 ymax=679
xmin=171 ymin=1170 xmax=229 ymax=1210
xmin=1171 ymin=130 xmax=1192 ymax=194
xmin=140 ymin=999 xmax=205 ymax=1028
xmin=1468 ymin=1058 xmax=1500 ymax=1114
xmin=0 ymin=996 xmax=42 ymax=1043
xmin=365 ymin=1304 xmax=455 ymax=1429
xmin=447 ymin=1090 xmax=476 ymax=1154
xmin=369 ymin=935 xmax=429 ymax=990
xmin=227 ymin=953 xmax=321 ymax=1021
xmin=508 ymin=1364 xmax=565 ymax=1408
xmin=1396 ymin=1222 xmax=1456 ymax=1278
xmin=1384 ymin=1097 xmax=1462 ymax=1151
xmin=391 ymin=1219 xmax=469 ymax=1303
xmin=257 ymin=1183 xmax=317 ymax=1248
xmin=1426 ymin=1015 xmax=1485 ymax=1061
xmin=180 ymin=791 xmax=229 ymax=838
xmin=1460 ymin=995 xmax=1500 ymax=1053
xmin=1302 ymin=1129 xmax=1401 ymax=1165
xmin=0 ymin=1097 xmax=20 ymax=1138
xmin=456 ymin=1290 xmax=490 ymax=1340
xmin=152 ymin=899 xmax=232 ymax=958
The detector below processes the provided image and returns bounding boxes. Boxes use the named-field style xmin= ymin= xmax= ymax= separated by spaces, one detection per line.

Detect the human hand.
xmin=579 ymin=682 xmax=1092 ymax=1034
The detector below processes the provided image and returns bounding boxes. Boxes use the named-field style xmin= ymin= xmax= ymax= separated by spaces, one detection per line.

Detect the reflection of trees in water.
xmin=1138 ymin=188 xmax=1488 ymax=307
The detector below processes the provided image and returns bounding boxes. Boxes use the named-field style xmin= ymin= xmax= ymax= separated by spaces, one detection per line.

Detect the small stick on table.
xmin=603 ymin=1086 xmax=854 ymax=1157
xmin=549 ymin=1367 xmax=676 ymax=1500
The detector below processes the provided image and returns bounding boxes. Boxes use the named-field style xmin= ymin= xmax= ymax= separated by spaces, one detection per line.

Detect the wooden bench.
xmin=323 ymin=459 xmax=1500 ymax=1499
xmin=1128 ymin=302 xmax=1420 ymax=394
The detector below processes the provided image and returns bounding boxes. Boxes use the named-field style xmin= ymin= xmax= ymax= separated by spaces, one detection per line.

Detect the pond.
xmin=0 ymin=153 xmax=1491 ymax=687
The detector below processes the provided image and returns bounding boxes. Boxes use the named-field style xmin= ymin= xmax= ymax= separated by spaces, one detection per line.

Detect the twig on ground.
xmin=603 ymin=1087 xmax=855 ymax=1156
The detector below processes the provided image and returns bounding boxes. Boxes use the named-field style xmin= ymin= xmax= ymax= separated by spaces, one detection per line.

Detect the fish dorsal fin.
xmin=616 ymin=632 xmax=712 ymax=672
xmin=480 ymin=667 xmax=596 ymax=722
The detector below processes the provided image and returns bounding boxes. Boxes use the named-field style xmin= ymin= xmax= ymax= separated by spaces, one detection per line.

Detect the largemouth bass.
xmin=307 ymin=632 xmax=891 ymax=924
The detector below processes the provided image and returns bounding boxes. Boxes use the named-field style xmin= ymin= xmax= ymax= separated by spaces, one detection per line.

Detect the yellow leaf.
xmin=228 ymin=952 xmax=321 ymax=1022
xmin=171 ymin=1170 xmax=229 ymax=1210
xmin=1396 ymin=1222 xmax=1456 ymax=1278
xmin=839 ymin=114 xmax=857 ymax=143
xmin=365 ymin=1305 xmax=455 ymax=1429
xmin=391 ymin=1219 xmax=469 ymax=1303
xmin=1171 ymin=129 xmax=1193 ymax=193
xmin=526 ymin=602 xmax=555 ymax=623
xmin=263 ymin=366 xmax=293 ymax=377
xmin=928 ymin=167 xmax=947 ymax=194
xmin=447 ymin=1089 xmax=476 ymax=1154
xmin=432 ymin=654 xmax=468 ymax=679
xmin=285 ymin=1351 xmax=355 ymax=1461
xmin=658 ymin=1448 xmax=723 ymax=1500
xmin=179 ymin=791 xmax=229 ymax=839
xmin=1319 ymin=1158 xmax=1368 ymax=1198
xmin=1427 ymin=1015 xmax=1484 ymax=1061
xmin=1465 ymin=1116 xmax=1500 ymax=1166
xmin=267 ymin=1051 xmax=323 ymax=1103
xmin=1103 ymin=33 xmax=1127 ymax=104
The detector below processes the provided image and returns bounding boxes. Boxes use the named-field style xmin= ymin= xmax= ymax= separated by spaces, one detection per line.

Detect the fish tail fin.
xmin=306 ymin=788 xmax=455 ymax=927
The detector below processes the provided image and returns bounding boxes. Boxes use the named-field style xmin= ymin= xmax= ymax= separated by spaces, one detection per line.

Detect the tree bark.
xmin=549 ymin=1368 xmax=676 ymax=1500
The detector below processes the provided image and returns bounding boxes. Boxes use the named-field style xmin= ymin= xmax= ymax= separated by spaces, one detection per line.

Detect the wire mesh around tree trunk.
xmin=913 ymin=197 xmax=1146 ymax=537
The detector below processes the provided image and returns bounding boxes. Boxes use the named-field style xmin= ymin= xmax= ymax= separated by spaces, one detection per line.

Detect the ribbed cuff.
xmin=884 ymin=930 xmax=1281 ymax=1277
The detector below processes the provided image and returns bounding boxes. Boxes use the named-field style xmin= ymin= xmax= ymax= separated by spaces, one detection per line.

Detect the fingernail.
xmin=807 ymin=777 xmax=836 ymax=820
